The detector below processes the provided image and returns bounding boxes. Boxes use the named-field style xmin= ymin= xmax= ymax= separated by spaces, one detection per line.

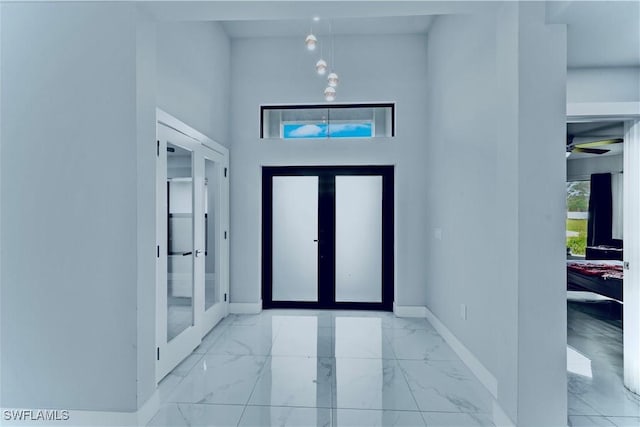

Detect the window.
xmin=566 ymin=180 xmax=590 ymax=257
xmin=261 ymin=103 xmax=394 ymax=140
xmin=282 ymin=121 xmax=374 ymax=139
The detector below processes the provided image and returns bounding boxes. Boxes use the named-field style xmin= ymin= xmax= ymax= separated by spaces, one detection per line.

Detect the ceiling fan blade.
xmin=574 ymin=138 xmax=623 ymax=148
xmin=573 ymin=147 xmax=610 ymax=155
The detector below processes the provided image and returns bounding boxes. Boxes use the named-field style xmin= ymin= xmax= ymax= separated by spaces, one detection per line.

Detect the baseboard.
xmin=423 ymin=306 xmax=516 ymax=427
xmin=1 ymin=392 xmax=159 ymax=427
xmin=424 ymin=306 xmax=498 ymax=396
xmin=393 ymin=302 xmax=427 ymax=318
xmin=229 ymin=301 xmax=262 ymax=314
xmin=492 ymin=400 xmax=516 ymax=427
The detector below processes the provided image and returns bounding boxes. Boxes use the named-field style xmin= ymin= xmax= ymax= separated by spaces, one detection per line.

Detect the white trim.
xmin=492 ymin=400 xmax=516 ymax=427
xmin=393 ymin=302 xmax=427 ymax=318
xmin=623 ymin=119 xmax=640 ymax=394
xmin=424 ymin=306 xmax=498 ymax=398
xmin=1 ymin=393 xmax=159 ymax=427
xmin=567 ymin=102 xmax=640 ymax=121
xmin=156 ymin=108 xmax=228 ymax=157
xmin=229 ymin=301 xmax=262 ymax=314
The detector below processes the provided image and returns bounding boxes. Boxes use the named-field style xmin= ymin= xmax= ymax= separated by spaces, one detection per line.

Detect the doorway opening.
xmin=565 ymin=119 xmax=640 ymax=419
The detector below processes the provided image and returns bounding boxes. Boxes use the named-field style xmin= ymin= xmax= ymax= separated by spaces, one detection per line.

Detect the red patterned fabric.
xmin=567 ymin=262 xmax=624 ymax=280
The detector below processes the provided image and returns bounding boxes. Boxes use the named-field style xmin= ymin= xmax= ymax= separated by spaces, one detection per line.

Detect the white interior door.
xmin=201 ymin=150 xmax=229 ymax=334
xmin=157 ymin=128 xmax=201 ymax=381
xmin=156 ymin=115 xmax=229 ymax=382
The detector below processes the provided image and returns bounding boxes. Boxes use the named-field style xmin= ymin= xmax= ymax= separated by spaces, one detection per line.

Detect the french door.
xmin=156 ymin=119 xmax=229 ymax=382
xmin=262 ymin=166 xmax=394 ymax=310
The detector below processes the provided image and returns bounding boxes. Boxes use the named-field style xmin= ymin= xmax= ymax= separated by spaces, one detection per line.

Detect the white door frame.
xmin=567 ymin=101 xmax=640 ymax=394
xmin=200 ymin=145 xmax=230 ymax=334
xmin=623 ymin=119 xmax=640 ymax=394
xmin=156 ymin=109 xmax=229 ymax=382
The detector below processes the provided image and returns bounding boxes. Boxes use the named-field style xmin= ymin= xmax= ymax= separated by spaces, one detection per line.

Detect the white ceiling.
xmin=146 ymin=1 xmax=640 ymax=67
xmin=145 ymin=1 xmax=638 ymax=160
xmin=221 ymin=15 xmax=435 ymax=39
xmin=547 ymin=1 xmax=640 ymax=67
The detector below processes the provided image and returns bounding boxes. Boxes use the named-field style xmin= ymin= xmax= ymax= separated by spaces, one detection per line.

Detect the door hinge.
xmin=624 ymin=261 xmax=630 ymax=270
xmin=157 ymin=245 xmax=160 ymax=258
xmin=224 ymin=293 xmax=227 ymax=302
xmin=156 ymin=140 xmax=160 ymax=157
xmin=224 ymin=167 xmax=228 ymax=178
xmin=157 ymin=347 xmax=160 ymax=361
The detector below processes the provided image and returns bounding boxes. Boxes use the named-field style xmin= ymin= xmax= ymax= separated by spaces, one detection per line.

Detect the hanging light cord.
xmin=330 ymin=21 xmax=334 ymax=70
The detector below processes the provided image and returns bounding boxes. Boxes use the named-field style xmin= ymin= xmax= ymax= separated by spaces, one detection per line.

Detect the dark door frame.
xmin=262 ymin=165 xmax=394 ymax=311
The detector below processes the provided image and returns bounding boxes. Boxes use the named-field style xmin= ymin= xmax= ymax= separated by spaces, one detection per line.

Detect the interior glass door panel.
xmin=272 ymin=176 xmax=319 ymax=301
xmin=335 ymin=175 xmax=383 ymax=302
xmin=166 ymin=143 xmax=194 ymax=341
xmin=201 ymin=152 xmax=227 ymax=337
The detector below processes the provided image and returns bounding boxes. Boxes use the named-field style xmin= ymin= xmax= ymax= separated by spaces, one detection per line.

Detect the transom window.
xmin=261 ymin=103 xmax=395 ymax=140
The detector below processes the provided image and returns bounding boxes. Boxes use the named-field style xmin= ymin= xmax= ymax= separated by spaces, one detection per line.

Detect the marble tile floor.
xmin=149 ymin=310 xmax=495 ymax=426
xmin=567 ymin=300 xmax=640 ymax=427
xmin=167 ymin=304 xmax=193 ymax=342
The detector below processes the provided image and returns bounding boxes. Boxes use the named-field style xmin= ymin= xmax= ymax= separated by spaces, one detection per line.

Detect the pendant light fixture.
xmin=305 ymin=21 xmax=317 ymax=51
xmin=324 ymin=86 xmax=336 ymax=102
xmin=316 ymin=59 xmax=328 ymax=75
xmin=302 ymin=18 xmax=342 ymax=102
xmin=327 ymin=72 xmax=339 ymax=87
xmin=305 ymin=34 xmax=317 ymax=51
xmin=327 ymin=22 xmax=339 ymax=88
xmin=315 ymin=38 xmax=327 ymax=75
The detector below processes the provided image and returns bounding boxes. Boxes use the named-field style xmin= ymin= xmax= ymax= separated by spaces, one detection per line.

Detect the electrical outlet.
xmin=460 ymin=304 xmax=467 ymax=320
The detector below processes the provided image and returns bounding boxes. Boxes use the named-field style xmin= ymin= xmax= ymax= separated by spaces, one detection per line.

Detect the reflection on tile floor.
xmin=567 ymin=300 xmax=640 ymax=427
xmin=148 ymin=310 xmax=496 ymax=426
xmin=152 ymin=300 xmax=640 ymax=426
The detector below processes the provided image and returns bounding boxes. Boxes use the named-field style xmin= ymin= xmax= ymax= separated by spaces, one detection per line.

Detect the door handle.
xmin=195 ymin=249 xmax=204 ymax=257
xmin=313 ymin=239 xmax=319 ymax=243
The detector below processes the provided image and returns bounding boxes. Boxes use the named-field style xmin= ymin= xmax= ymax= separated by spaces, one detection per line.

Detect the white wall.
xmin=514 ymin=5 xmax=567 ymax=424
xmin=1 ymin=5 xmax=234 ymax=413
xmin=136 ymin=11 xmax=158 ymax=410
xmin=567 ymin=67 xmax=640 ymax=104
xmin=229 ymin=34 xmax=430 ymax=305
xmin=0 ymin=2 xmax=141 ymax=411
xmin=424 ymin=9 xmax=517 ymax=419
xmin=156 ymin=22 xmax=231 ymax=146
xmin=424 ymin=4 xmax=567 ymax=425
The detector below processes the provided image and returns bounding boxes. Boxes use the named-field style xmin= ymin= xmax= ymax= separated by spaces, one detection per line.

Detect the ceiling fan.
xmin=566 ymin=135 xmax=623 ymax=157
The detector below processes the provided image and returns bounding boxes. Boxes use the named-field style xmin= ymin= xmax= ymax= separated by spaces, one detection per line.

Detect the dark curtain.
xmin=587 ymin=173 xmax=612 ymax=247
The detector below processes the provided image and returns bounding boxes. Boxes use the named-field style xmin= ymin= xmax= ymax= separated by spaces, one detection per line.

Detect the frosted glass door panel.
xmin=272 ymin=176 xmax=318 ymax=301
xmin=335 ymin=176 xmax=382 ymax=302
